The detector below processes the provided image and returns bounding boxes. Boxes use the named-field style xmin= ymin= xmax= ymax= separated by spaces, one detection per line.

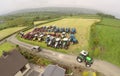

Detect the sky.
xmin=0 ymin=0 xmax=120 ymax=18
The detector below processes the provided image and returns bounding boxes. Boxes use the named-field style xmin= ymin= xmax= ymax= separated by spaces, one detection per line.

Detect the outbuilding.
xmin=41 ymin=65 xmax=65 ymax=76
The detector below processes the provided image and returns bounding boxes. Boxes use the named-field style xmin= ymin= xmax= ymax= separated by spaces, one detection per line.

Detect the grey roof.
xmin=29 ymin=70 xmax=40 ymax=76
xmin=42 ymin=65 xmax=65 ymax=76
xmin=0 ymin=50 xmax=28 ymax=76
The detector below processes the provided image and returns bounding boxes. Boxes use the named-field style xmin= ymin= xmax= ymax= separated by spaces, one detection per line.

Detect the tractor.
xmin=61 ymin=32 xmax=66 ymax=38
xmin=45 ymin=35 xmax=51 ymax=43
xmin=70 ymin=34 xmax=78 ymax=44
xmin=65 ymin=28 xmax=70 ymax=33
xmin=76 ymin=50 xmax=93 ymax=67
xmin=23 ymin=32 xmax=34 ymax=40
xmin=38 ymin=34 xmax=44 ymax=42
xmin=60 ymin=28 xmax=65 ymax=33
xmin=71 ymin=28 xmax=76 ymax=34
xmin=19 ymin=31 xmax=24 ymax=38
xmin=62 ymin=38 xmax=70 ymax=49
xmin=54 ymin=27 xmax=59 ymax=33
xmin=33 ymin=34 xmax=38 ymax=41
xmin=54 ymin=38 xmax=61 ymax=48
xmin=47 ymin=36 xmax=56 ymax=47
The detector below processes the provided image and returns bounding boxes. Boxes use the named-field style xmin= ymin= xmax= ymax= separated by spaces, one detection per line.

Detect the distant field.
xmin=90 ymin=18 xmax=120 ymax=67
xmin=19 ymin=18 xmax=99 ymax=55
xmin=0 ymin=42 xmax=15 ymax=56
xmin=34 ymin=21 xmax=47 ymax=25
xmin=0 ymin=27 xmax=26 ymax=40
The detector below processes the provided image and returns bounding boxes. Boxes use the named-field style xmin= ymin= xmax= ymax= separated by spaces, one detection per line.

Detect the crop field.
xmin=0 ymin=27 xmax=26 ymax=40
xmin=34 ymin=20 xmax=47 ymax=25
xmin=0 ymin=42 xmax=15 ymax=56
xmin=19 ymin=18 xmax=99 ymax=55
xmin=90 ymin=18 xmax=120 ymax=67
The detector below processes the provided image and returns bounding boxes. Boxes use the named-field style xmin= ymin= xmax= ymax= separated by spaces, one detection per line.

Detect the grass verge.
xmin=0 ymin=42 xmax=15 ymax=56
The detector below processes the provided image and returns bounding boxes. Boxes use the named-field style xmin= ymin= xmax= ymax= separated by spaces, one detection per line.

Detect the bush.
xmin=20 ymin=51 xmax=52 ymax=66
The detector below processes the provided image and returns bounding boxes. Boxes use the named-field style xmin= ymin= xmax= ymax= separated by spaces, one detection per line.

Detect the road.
xmin=7 ymin=34 xmax=120 ymax=76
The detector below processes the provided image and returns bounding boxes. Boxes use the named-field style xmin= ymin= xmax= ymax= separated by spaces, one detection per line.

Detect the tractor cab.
xmin=33 ymin=34 xmax=38 ymax=40
xmin=62 ymin=38 xmax=70 ymax=49
xmin=76 ymin=50 xmax=93 ymax=67
xmin=61 ymin=32 xmax=66 ymax=38
xmin=47 ymin=36 xmax=56 ymax=47
xmin=55 ymin=37 xmax=61 ymax=43
xmin=46 ymin=35 xmax=51 ymax=43
xmin=38 ymin=34 xmax=44 ymax=41
xmin=54 ymin=38 xmax=61 ymax=48
xmin=80 ymin=50 xmax=88 ymax=57
xmin=19 ymin=31 xmax=24 ymax=37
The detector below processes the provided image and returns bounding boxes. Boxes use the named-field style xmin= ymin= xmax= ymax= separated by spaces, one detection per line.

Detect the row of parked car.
xmin=20 ymin=26 xmax=78 ymax=49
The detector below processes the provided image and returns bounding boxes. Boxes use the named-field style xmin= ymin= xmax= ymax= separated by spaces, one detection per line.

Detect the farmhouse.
xmin=41 ymin=64 xmax=65 ymax=76
xmin=0 ymin=50 xmax=30 ymax=76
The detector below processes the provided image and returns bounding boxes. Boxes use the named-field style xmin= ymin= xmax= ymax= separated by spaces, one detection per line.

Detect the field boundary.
xmin=89 ymin=20 xmax=101 ymax=57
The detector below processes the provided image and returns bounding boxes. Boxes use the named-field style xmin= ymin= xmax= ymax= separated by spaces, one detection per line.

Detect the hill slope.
xmin=7 ymin=7 xmax=100 ymax=15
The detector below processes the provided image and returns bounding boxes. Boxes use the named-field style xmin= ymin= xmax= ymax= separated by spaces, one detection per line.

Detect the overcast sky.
xmin=0 ymin=0 xmax=120 ymax=18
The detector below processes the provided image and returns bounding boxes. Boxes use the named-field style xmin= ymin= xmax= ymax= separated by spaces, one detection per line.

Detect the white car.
xmin=31 ymin=46 xmax=41 ymax=52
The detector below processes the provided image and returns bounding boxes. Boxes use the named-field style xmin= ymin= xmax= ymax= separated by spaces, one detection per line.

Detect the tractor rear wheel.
xmin=76 ymin=57 xmax=82 ymax=63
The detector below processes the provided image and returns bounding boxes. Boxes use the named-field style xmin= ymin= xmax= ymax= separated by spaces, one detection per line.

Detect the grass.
xmin=34 ymin=21 xmax=47 ymax=25
xmin=90 ymin=18 xmax=120 ymax=67
xmin=66 ymin=14 xmax=101 ymax=19
xmin=18 ymin=18 xmax=99 ymax=55
xmin=0 ymin=27 xmax=26 ymax=40
xmin=100 ymin=18 xmax=120 ymax=26
xmin=0 ymin=23 xmax=7 ymax=30
xmin=0 ymin=42 xmax=15 ymax=56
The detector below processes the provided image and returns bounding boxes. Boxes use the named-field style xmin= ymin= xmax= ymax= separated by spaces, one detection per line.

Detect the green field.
xmin=0 ymin=42 xmax=15 ymax=56
xmin=90 ymin=17 xmax=120 ymax=67
xmin=0 ymin=27 xmax=26 ymax=40
xmin=18 ymin=18 xmax=99 ymax=55
xmin=34 ymin=20 xmax=47 ymax=25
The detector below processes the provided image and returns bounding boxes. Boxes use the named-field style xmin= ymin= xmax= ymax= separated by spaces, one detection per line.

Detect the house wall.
xmin=15 ymin=63 xmax=30 ymax=76
xmin=15 ymin=71 xmax=23 ymax=76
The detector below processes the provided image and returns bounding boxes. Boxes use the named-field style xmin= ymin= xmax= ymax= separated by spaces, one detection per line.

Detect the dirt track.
xmin=7 ymin=34 xmax=120 ymax=76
